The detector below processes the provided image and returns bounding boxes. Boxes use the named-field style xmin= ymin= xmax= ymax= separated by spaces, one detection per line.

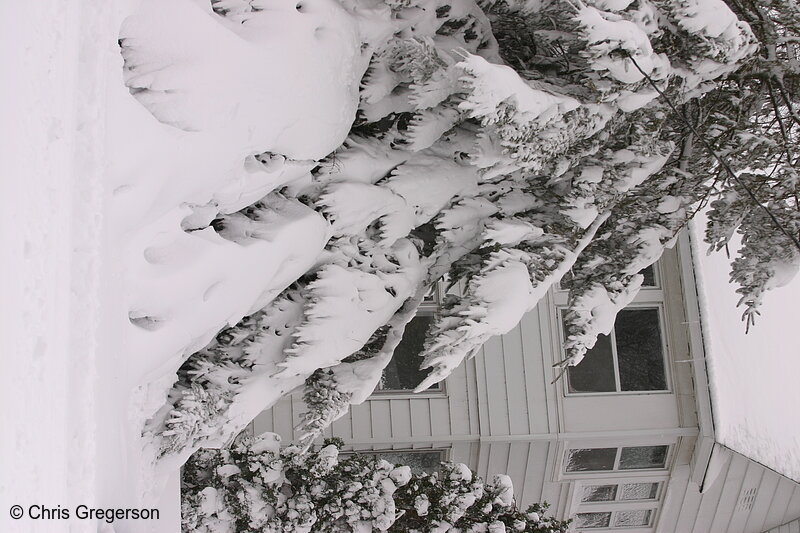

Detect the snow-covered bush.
xmin=123 ymin=0 xmax=799 ymax=464
xmin=181 ymin=435 xmax=570 ymax=533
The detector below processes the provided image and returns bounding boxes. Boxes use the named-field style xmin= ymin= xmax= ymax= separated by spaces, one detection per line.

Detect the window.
xmin=581 ymin=482 xmax=660 ymax=503
xmin=376 ymin=286 xmax=441 ymax=392
xmin=565 ymin=308 xmax=668 ymax=394
xmin=366 ymin=449 xmax=445 ymax=475
xmin=575 ymin=509 xmax=654 ymax=529
xmin=565 ymin=446 xmax=669 ymax=473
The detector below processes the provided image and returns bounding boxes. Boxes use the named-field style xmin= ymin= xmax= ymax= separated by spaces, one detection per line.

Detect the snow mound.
xmin=120 ymin=0 xmax=366 ymax=159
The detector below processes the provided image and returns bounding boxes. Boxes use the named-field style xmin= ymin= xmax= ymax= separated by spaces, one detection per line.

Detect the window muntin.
xmin=565 ymin=307 xmax=668 ymax=394
xmin=565 ymin=446 xmax=669 ymax=473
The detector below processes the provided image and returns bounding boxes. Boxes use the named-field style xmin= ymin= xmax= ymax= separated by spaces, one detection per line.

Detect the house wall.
xmin=251 ymin=237 xmax=800 ymax=532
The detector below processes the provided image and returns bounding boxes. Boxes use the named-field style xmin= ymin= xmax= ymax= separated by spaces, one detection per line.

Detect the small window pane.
xmin=614 ymin=509 xmax=652 ymax=527
xmin=575 ymin=512 xmax=611 ymax=529
xmin=567 ymin=333 xmax=616 ymax=393
xmin=566 ymin=448 xmax=617 ymax=472
xmin=615 ymin=309 xmax=667 ymax=391
xmin=621 ymin=482 xmax=659 ymax=500
xmin=370 ymin=450 xmax=443 ymax=475
xmin=640 ymin=265 xmax=657 ymax=287
xmin=582 ymin=484 xmax=617 ymax=502
xmin=619 ymin=445 xmax=668 ymax=470
xmin=379 ymin=315 xmax=437 ymax=391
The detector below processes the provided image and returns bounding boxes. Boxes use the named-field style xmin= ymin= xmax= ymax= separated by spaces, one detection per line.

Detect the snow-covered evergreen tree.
xmin=123 ymin=0 xmax=799 ymax=465
xmin=181 ymin=434 xmax=570 ymax=533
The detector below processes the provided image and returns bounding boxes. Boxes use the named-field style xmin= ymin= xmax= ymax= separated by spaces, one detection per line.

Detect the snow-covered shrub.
xmin=130 ymin=0 xmax=799 ymax=463
xmin=181 ymin=435 xmax=570 ymax=533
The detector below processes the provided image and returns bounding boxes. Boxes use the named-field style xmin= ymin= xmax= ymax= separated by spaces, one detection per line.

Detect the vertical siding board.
xmin=689 ymin=459 xmax=731 ymax=533
xmin=505 ymin=442 xmax=530 ymax=506
xmin=449 ymin=441 xmax=473 ymax=464
xmin=330 ymin=411 xmax=353 ymax=440
xmin=656 ymin=465 xmax=690 ymax=533
xmin=409 ymin=398 xmax=432 ymax=437
xmin=726 ymin=462 xmax=765 ymax=533
xmin=673 ymin=474 xmax=706 ymax=533
xmin=765 ymin=478 xmax=797 ymax=530
xmin=744 ymin=469 xmax=779 ymax=533
xmin=290 ymin=393 xmax=304 ymax=440
xmin=519 ymin=442 xmax=549 ymax=508
xmin=784 ymin=487 xmax=800 ymax=526
xmin=501 ymin=325 xmax=530 ymax=435
xmin=483 ymin=335 xmax=510 ymax=436
xmin=465 ymin=358 xmax=481 ymax=435
xmin=252 ymin=409 xmax=274 ymax=436
xmin=536 ymin=296 xmax=560 ymax=434
xmin=790 ymin=519 xmax=800 ymax=533
xmin=476 ymin=442 xmax=490 ymax=480
xmin=486 ymin=443 xmax=511 ymax=480
xmin=446 ymin=363 xmax=471 ymax=435
xmin=389 ymin=399 xmax=412 ymax=439
xmin=429 ymin=398 xmax=451 ymax=437
xmin=370 ymin=400 xmax=392 ymax=440
xmin=270 ymin=397 xmax=294 ymax=440
xmin=350 ymin=402 xmax=372 ymax=441
xmin=518 ymin=308 xmax=548 ymax=434
xmin=708 ymin=454 xmax=750 ymax=532
xmin=474 ymin=349 xmax=491 ymax=436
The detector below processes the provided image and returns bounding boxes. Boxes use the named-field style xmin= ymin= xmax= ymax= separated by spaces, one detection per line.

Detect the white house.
xmin=253 ymin=231 xmax=800 ymax=532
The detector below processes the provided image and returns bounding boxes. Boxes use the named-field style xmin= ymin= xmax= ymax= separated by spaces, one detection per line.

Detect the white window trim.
xmin=557 ymin=440 xmax=675 ymax=481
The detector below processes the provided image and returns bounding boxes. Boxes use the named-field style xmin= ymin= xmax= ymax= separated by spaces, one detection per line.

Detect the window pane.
xmin=619 ymin=445 xmax=668 ymax=470
xmin=575 ymin=512 xmax=611 ymax=529
xmin=567 ymin=333 xmax=616 ymax=393
xmin=581 ymin=484 xmax=617 ymax=502
xmin=379 ymin=315 xmax=437 ymax=391
xmin=371 ymin=451 xmax=443 ymax=475
xmin=614 ymin=509 xmax=652 ymax=527
xmin=640 ymin=265 xmax=657 ymax=287
xmin=621 ymin=482 xmax=659 ymax=500
xmin=566 ymin=448 xmax=617 ymax=472
xmin=615 ymin=309 xmax=667 ymax=391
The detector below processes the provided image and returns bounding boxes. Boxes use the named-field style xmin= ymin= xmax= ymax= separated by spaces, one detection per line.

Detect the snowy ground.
xmin=1 ymin=0 xmax=370 ymax=530
xmin=0 ymin=1 xmax=112 ymax=532
xmin=690 ymin=213 xmax=800 ymax=483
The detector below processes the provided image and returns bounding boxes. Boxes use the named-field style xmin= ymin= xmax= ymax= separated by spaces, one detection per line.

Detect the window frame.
xmin=557 ymin=303 xmax=672 ymax=397
xmin=579 ymin=481 xmax=663 ymax=504
xmin=574 ymin=505 xmax=658 ymax=530
xmin=562 ymin=445 xmax=673 ymax=477
xmin=570 ymin=476 xmax=667 ymax=532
